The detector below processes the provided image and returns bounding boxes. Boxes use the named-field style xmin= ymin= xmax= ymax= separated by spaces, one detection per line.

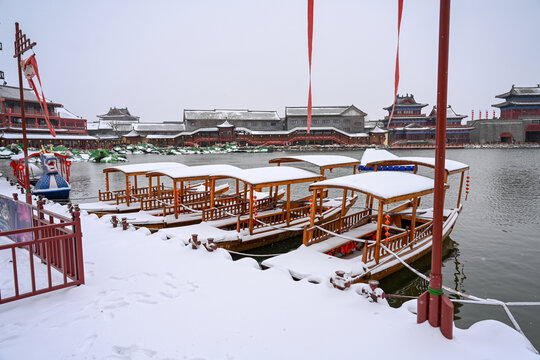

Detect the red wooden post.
xmin=417 ymin=0 xmax=454 ymax=339
xmin=72 ymin=209 xmax=85 ymax=284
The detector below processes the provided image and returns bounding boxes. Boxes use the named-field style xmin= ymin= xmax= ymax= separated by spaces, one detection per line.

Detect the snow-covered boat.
xmin=79 ymin=162 xmax=190 ymax=216
xmin=152 ymin=162 xmax=360 ymax=251
xmin=262 ymin=150 xmax=469 ymax=283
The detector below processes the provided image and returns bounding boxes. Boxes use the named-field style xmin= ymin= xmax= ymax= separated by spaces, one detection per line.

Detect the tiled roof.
xmin=133 ymin=123 xmax=185 ymax=132
xmin=495 ymin=85 xmax=540 ymax=99
xmin=429 ymin=105 xmax=466 ymax=119
xmin=184 ymin=109 xmax=280 ymax=121
xmin=0 ymin=85 xmax=61 ymax=105
xmin=384 ymin=94 xmax=428 ymax=110
xmin=492 ymin=100 xmax=540 ymax=108
xmin=285 ymin=105 xmax=366 ymax=117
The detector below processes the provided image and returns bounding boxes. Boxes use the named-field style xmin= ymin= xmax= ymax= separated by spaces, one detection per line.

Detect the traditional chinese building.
xmin=382 ymin=94 xmax=470 ymax=145
xmin=470 ymin=85 xmax=540 ymax=143
xmin=285 ymin=105 xmax=366 ymax=133
xmin=96 ymin=107 xmax=140 ymax=136
xmin=0 ymin=84 xmax=95 ymax=148
xmin=183 ymin=109 xmax=283 ymax=132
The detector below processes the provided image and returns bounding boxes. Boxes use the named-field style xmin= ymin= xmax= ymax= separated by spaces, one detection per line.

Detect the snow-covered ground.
xmin=0 ymin=179 xmax=537 ymax=359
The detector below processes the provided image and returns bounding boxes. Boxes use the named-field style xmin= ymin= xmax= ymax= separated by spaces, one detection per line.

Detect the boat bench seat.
xmin=310 ymin=223 xmax=379 ymax=253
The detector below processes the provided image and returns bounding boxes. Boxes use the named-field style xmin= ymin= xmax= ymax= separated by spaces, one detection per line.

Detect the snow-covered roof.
xmin=147 ymin=164 xmax=242 ymax=180
xmin=123 ymin=130 xmax=141 ymax=138
xmin=495 ymin=84 xmax=540 ymax=98
xmin=184 ymin=109 xmax=280 ymax=121
xmin=217 ymin=120 xmax=234 ymax=128
xmin=429 ymin=106 xmax=466 ymax=119
xmin=104 ymin=162 xmax=188 ymax=175
xmin=360 ymin=149 xmax=469 ymax=174
xmin=370 ymin=126 xmax=388 ymax=134
xmin=269 ymin=155 xmax=361 ymax=168
xmin=286 ymin=105 xmax=366 ymax=117
xmin=0 ymin=133 xmax=97 ymax=140
xmin=310 ymin=172 xmax=435 ymax=202
xmin=86 ymin=121 xmax=100 ymax=130
xmin=235 ymin=126 xmax=369 ymax=137
xmin=133 ymin=123 xmax=185 ymax=132
xmin=55 ymin=107 xmax=83 ymax=119
xmin=0 ymin=85 xmax=61 ymax=105
xmin=145 ymin=134 xmax=181 ymax=139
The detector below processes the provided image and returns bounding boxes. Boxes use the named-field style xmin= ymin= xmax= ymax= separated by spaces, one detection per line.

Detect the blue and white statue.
xmin=33 ymin=152 xmax=71 ymax=200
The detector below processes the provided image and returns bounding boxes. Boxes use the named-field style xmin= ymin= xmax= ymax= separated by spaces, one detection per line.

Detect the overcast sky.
xmin=1 ymin=0 xmax=539 ymax=123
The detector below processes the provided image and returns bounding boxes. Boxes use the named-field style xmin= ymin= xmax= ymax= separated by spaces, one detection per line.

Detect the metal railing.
xmin=0 ymin=195 xmax=84 ymax=305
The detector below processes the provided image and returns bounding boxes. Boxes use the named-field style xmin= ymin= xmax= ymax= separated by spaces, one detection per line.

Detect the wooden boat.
xmin=269 ymin=154 xmax=361 ymax=176
xmin=156 ymin=164 xmax=359 ymax=251
xmin=79 ymin=162 xmax=190 ymax=216
xmin=262 ymin=150 xmax=469 ymax=283
xmin=125 ymin=164 xmax=248 ymax=229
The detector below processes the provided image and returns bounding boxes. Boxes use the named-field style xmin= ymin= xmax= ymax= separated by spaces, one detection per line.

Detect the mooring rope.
xmin=320 ymin=233 xmax=540 ymax=354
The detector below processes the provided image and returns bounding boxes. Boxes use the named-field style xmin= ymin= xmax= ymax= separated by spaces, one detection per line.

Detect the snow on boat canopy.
xmin=269 ymin=155 xmax=361 ymax=175
xmin=232 ymin=166 xmax=324 ymax=186
xmin=103 ymin=162 xmax=188 ymax=176
xmin=310 ymin=171 xmax=437 ymax=203
xmin=360 ymin=149 xmax=468 ymax=175
xmin=147 ymin=164 xmax=242 ymax=180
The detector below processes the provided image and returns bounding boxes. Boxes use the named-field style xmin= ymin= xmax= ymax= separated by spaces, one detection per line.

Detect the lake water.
xmin=1 ymin=148 xmax=539 ymax=348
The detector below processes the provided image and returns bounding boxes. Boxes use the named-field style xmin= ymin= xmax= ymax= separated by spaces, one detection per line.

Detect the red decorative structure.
xmin=417 ymin=0 xmax=454 ymax=340
xmin=0 ymin=194 xmax=84 ymax=304
xmin=387 ymin=0 xmax=404 ymax=128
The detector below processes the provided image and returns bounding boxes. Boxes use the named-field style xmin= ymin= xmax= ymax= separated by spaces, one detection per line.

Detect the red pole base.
xmin=417 ymin=291 xmax=454 ymax=339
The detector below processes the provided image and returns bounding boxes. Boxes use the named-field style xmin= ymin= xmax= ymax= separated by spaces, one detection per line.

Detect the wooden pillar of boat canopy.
xmin=210 ymin=178 xmax=215 ymax=208
xmin=375 ymin=200 xmax=384 ymax=264
xmin=249 ymin=185 xmax=254 ymax=235
xmin=180 ymin=180 xmax=184 ymax=197
xmin=105 ymin=172 xmax=110 ymax=192
xmin=134 ymin=175 xmax=138 ymax=190
xmin=173 ymin=180 xmax=178 ymax=219
xmin=307 ymin=189 xmax=318 ymax=243
xmin=125 ymin=175 xmax=131 ymax=207
xmin=235 ymin=179 xmax=240 ymax=197
xmin=353 ymin=165 xmax=357 ymax=174
xmin=409 ymin=197 xmax=418 ymax=244
xmin=147 ymin=176 xmax=152 ymax=198
xmin=286 ymin=184 xmax=291 ymax=225
xmin=457 ymin=171 xmax=465 ymax=207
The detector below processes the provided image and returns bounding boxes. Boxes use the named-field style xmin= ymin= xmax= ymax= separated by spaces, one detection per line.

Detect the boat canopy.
xmin=147 ymin=164 xmax=242 ymax=181
xmin=361 ymin=149 xmax=469 ymax=175
xmin=103 ymin=162 xmax=188 ymax=176
xmin=310 ymin=172 xmax=436 ymax=203
xmin=233 ymin=166 xmax=325 ymax=186
xmin=269 ymin=155 xmax=361 ymax=169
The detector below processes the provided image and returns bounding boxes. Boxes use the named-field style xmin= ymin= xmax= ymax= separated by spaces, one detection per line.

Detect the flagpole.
xmin=14 ymin=22 xmax=36 ymax=202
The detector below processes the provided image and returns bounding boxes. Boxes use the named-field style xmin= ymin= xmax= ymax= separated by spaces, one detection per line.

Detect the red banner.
xmin=22 ymin=55 xmax=56 ymax=137
xmin=307 ymin=0 xmax=314 ymax=133
xmin=387 ymin=0 xmax=404 ymax=128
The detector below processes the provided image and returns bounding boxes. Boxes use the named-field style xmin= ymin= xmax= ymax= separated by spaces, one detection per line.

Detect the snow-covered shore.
xmin=0 ymin=179 xmax=537 ymax=359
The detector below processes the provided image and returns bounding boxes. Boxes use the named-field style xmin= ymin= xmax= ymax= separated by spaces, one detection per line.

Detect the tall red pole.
xmin=14 ymin=22 xmax=32 ymax=202
xmin=417 ymin=0 xmax=454 ymax=339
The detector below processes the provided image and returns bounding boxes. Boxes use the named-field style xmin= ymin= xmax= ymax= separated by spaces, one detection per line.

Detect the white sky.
xmin=1 ymin=0 xmax=539 ymax=123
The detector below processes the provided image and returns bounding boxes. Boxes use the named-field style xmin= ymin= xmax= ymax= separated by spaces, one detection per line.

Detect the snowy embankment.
xmin=0 ymin=180 xmax=537 ymax=359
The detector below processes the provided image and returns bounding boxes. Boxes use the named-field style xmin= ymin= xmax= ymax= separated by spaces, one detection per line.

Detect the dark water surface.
xmin=2 ymin=148 xmax=539 ymax=347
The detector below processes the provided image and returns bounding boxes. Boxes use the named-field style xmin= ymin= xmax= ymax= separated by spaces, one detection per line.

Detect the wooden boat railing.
xmin=362 ymin=220 xmax=434 ymax=264
xmin=304 ymin=209 xmax=371 ymax=246
xmin=202 ymin=200 xmax=249 ymax=221
xmin=98 ymin=185 xmax=170 ymax=204
xmin=236 ymin=204 xmax=312 ymax=232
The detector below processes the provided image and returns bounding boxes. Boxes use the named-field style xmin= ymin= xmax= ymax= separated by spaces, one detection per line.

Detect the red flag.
xmin=387 ymin=0 xmax=404 ymax=128
xmin=307 ymin=0 xmax=314 ymax=133
xmin=22 ymin=55 xmax=56 ymax=137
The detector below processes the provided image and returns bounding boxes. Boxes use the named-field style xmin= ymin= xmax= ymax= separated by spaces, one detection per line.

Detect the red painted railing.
xmin=0 ymin=195 xmax=84 ymax=304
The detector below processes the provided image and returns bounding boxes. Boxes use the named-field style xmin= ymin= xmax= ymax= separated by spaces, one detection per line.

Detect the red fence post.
xmin=72 ymin=208 xmax=85 ymax=284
